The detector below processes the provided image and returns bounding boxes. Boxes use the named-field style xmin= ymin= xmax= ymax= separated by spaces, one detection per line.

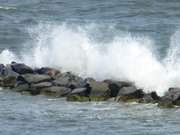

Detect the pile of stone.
xmin=0 ymin=62 xmax=180 ymax=108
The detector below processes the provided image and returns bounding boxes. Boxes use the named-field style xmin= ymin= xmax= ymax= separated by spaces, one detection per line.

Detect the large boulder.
xmin=116 ymin=86 xmax=144 ymax=102
xmin=53 ymin=72 xmax=85 ymax=88
xmin=88 ymin=80 xmax=110 ymax=98
xmin=40 ymin=86 xmax=71 ymax=97
xmin=1 ymin=64 xmax=19 ymax=77
xmin=11 ymin=63 xmax=34 ymax=74
xmin=1 ymin=65 xmax=19 ymax=87
xmin=107 ymin=81 xmax=133 ymax=97
xmin=21 ymin=74 xmax=52 ymax=84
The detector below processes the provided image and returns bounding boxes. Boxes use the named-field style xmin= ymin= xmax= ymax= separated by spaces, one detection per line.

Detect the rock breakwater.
xmin=0 ymin=62 xmax=179 ymax=108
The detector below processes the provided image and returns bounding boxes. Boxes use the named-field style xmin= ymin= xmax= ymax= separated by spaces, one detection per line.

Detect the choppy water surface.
xmin=0 ymin=90 xmax=180 ymax=135
xmin=1 ymin=0 xmax=180 ymax=134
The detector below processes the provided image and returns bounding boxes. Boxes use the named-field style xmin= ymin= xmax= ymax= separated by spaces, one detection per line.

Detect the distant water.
xmin=1 ymin=1 xmax=180 ymax=134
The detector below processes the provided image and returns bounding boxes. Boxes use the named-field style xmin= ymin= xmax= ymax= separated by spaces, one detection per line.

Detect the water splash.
xmin=1 ymin=24 xmax=180 ymax=95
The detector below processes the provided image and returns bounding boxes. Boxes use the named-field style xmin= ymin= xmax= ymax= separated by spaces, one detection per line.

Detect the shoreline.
xmin=0 ymin=62 xmax=179 ymax=108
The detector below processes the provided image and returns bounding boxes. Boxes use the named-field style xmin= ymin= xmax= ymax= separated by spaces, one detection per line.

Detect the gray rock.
xmin=115 ymin=86 xmax=144 ymax=102
xmin=89 ymin=80 xmax=110 ymax=97
xmin=31 ymin=82 xmax=52 ymax=89
xmin=13 ymin=84 xmax=30 ymax=92
xmin=11 ymin=63 xmax=34 ymax=74
xmin=2 ymin=76 xmax=17 ymax=88
xmin=118 ymin=86 xmax=144 ymax=98
xmin=40 ymin=86 xmax=71 ymax=97
xmin=22 ymin=74 xmax=52 ymax=84
xmin=2 ymin=64 xmax=19 ymax=77
xmin=140 ymin=92 xmax=160 ymax=103
xmin=53 ymin=72 xmax=85 ymax=88
xmin=35 ymin=67 xmax=60 ymax=77
xmin=164 ymin=88 xmax=180 ymax=101
xmin=71 ymin=88 xmax=87 ymax=95
xmin=107 ymin=81 xmax=132 ymax=97
xmin=0 ymin=65 xmax=19 ymax=87
xmin=158 ymin=88 xmax=180 ymax=107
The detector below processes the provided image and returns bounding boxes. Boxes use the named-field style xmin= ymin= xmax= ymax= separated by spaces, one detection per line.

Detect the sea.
xmin=1 ymin=0 xmax=180 ymax=134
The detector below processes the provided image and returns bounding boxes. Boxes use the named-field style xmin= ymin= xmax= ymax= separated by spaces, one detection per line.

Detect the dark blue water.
xmin=1 ymin=1 xmax=180 ymax=134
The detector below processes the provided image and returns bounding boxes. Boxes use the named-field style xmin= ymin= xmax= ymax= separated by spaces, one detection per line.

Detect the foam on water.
xmin=1 ymin=24 xmax=180 ymax=96
xmin=0 ymin=6 xmax=16 ymax=10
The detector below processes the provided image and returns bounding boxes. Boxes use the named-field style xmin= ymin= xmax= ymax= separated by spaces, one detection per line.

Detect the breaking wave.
xmin=1 ymin=24 xmax=180 ymax=96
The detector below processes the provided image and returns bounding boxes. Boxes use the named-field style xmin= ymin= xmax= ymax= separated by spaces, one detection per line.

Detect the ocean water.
xmin=1 ymin=0 xmax=180 ymax=134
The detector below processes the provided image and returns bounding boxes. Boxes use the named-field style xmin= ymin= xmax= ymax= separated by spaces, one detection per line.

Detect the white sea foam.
xmin=0 ymin=6 xmax=16 ymax=10
xmin=1 ymin=24 xmax=180 ymax=96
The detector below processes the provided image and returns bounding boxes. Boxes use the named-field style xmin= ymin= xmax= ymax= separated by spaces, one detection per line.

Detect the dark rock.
xmin=107 ymin=81 xmax=133 ymax=97
xmin=158 ymin=88 xmax=180 ymax=107
xmin=11 ymin=63 xmax=34 ymax=74
xmin=30 ymin=88 xmax=41 ymax=96
xmin=21 ymin=74 xmax=52 ymax=84
xmin=16 ymin=76 xmax=27 ymax=85
xmin=0 ymin=64 xmax=5 ymax=75
xmin=13 ymin=84 xmax=30 ymax=92
xmin=35 ymin=67 xmax=60 ymax=77
xmin=151 ymin=91 xmax=160 ymax=101
xmin=40 ymin=86 xmax=71 ymax=97
xmin=139 ymin=92 xmax=160 ymax=103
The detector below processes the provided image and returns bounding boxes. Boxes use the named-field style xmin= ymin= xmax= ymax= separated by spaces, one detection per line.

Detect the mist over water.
xmin=1 ymin=24 xmax=180 ymax=95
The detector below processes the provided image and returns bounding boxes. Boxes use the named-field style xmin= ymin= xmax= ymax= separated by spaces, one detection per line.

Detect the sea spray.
xmin=1 ymin=24 xmax=180 ymax=95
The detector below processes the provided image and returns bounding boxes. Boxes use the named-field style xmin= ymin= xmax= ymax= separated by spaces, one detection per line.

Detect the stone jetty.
xmin=0 ymin=62 xmax=179 ymax=108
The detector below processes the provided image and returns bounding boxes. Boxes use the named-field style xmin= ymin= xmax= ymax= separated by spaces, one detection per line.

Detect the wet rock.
xmin=40 ymin=86 xmax=71 ymax=97
xmin=66 ymin=95 xmax=90 ymax=102
xmin=11 ymin=63 xmax=34 ymax=74
xmin=0 ymin=65 xmax=19 ymax=87
xmin=31 ymin=82 xmax=52 ymax=89
xmin=35 ymin=67 xmax=60 ymax=77
xmin=0 ymin=64 xmax=5 ymax=75
xmin=2 ymin=64 xmax=19 ymax=77
xmin=53 ymin=72 xmax=85 ymax=88
xmin=116 ymin=86 xmax=144 ymax=102
xmin=89 ymin=80 xmax=110 ymax=98
xmin=21 ymin=74 xmax=52 ymax=84
xmin=158 ymin=88 xmax=180 ymax=108
xmin=13 ymin=83 xmax=30 ymax=92
xmin=107 ymin=81 xmax=132 ymax=97
xmin=3 ymin=76 xmax=17 ymax=88
xmin=71 ymin=88 xmax=87 ymax=95
xmin=139 ymin=92 xmax=160 ymax=103
xmin=30 ymin=88 xmax=41 ymax=96
xmin=0 ymin=77 xmax=3 ymax=86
